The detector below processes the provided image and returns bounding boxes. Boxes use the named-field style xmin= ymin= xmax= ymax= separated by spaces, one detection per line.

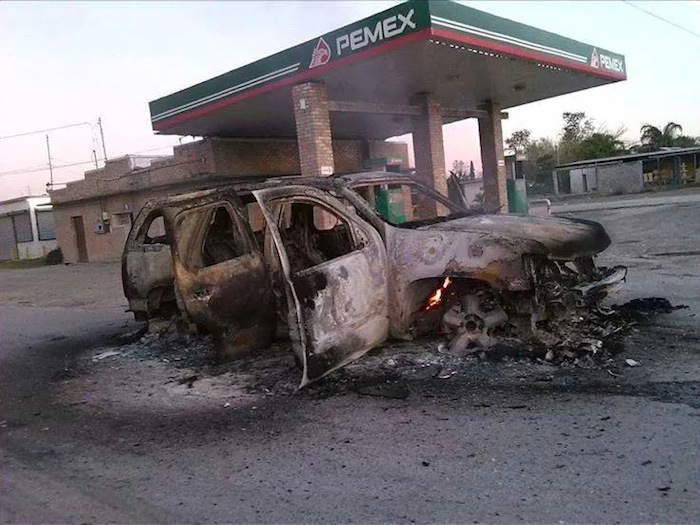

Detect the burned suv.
xmin=123 ymin=172 xmax=626 ymax=387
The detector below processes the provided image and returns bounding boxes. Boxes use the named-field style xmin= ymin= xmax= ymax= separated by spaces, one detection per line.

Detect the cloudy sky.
xmin=1 ymin=0 xmax=698 ymax=199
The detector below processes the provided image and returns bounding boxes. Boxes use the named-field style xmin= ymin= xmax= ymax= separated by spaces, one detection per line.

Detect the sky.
xmin=1 ymin=0 xmax=699 ymax=200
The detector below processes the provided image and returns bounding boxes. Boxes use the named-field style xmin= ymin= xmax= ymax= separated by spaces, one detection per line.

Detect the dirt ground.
xmin=0 ymin=262 xmax=124 ymax=308
xmin=1 ymin=198 xmax=699 ymax=524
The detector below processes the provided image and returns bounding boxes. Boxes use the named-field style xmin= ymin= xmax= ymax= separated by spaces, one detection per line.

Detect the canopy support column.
xmin=292 ymin=82 xmax=335 ymax=177
xmin=478 ymin=101 xmax=508 ymax=213
xmin=411 ymin=92 xmax=448 ymax=197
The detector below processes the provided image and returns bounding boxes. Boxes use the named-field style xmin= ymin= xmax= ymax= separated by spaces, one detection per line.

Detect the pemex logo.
xmin=590 ymin=48 xmax=599 ymax=68
xmin=309 ymin=37 xmax=331 ymax=68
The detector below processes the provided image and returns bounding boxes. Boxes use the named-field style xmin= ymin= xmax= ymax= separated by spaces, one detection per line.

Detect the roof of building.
xmin=0 ymin=195 xmax=49 ymax=207
xmin=150 ymin=0 xmax=626 ymax=140
xmin=556 ymin=146 xmax=700 ymax=170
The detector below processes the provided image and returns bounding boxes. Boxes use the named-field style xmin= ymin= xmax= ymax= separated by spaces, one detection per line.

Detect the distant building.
xmin=0 ymin=196 xmax=57 ymax=261
xmin=553 ymin=146 xmax=700 ymax=196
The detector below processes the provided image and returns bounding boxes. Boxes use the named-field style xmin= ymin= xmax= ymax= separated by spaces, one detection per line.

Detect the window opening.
xmin=278 ymin=201 xmax=356 ymax=273
xmin=144 ymin=215 xmax=167 ymax=244
xmin=202 ymin=206 xmax=247 ymax=267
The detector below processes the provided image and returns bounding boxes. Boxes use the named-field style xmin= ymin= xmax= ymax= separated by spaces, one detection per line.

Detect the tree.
xmin=674 ymin=135 xmax=699 ymax=148
xmin=575 ymin=127 xmax=627 ymax=160
xmin=640 ymin=122 xmax=683 ymax=151
xmin=562 ymin=112 xmax=594 ymax=143
xmin=450 ymin=159 xmax=478 ymax=181
xmin=559 ymin=112 xmax=594 ymax=163
xmin=505 ymin=129 xmax=531 ymax=154
xmin=450 ymin=160 xmax=466 ymax=180
xmin=524 ymin=138 xmax=558 ymax=195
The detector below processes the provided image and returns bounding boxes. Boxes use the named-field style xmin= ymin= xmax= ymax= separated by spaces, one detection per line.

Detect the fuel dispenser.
xmin=505 ymin=153 xmax=528 ymax=214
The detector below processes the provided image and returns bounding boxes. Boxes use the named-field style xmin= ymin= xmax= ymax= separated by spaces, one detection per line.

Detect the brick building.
xmin=51 ymin=138 xmax=407 ymax=263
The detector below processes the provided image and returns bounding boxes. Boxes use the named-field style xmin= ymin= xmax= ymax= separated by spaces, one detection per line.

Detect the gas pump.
xmin=505 ymin=153 xmax=528 ymax=214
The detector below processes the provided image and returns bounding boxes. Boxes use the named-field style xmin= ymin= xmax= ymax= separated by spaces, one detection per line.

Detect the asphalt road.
xmin=1 ymin=198 xmax=699 ymax=524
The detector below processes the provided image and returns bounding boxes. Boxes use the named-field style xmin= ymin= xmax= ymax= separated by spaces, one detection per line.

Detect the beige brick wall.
xmin=333 ymin=141 xmax=363 ymax=174
xmin=211 ymin=139 xmax=300 ymax=175
xmin=54 ymin=189 xmax=172 ymax=263
xmin=209 ymin=138 xmax=366 ymax=176
xmin=51 ymin=140 xmax=217 ymax=205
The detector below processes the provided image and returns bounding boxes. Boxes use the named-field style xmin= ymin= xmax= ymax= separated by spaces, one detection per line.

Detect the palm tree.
xmin=639 ymin=122 xmax=683 ymax=151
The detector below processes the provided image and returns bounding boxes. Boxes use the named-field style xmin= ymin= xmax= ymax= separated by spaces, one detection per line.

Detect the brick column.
xmin=292 ymin=82 xmax=334 ymax=177
xmin=478 ymin=101 xmax=508 ymax=213
xmin=411 ymin=93 xmax=448 ymax=198
xmin=411 ymin=93 xmax=449 ymax=217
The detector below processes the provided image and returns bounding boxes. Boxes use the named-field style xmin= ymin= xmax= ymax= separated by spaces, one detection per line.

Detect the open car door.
xmin=171 ymin=190 xmax=275 ymax=357
xmin=122 ymin=205 xmax=178 ymax=321
xmin=253 ymin=185 xmax=389 ymax=387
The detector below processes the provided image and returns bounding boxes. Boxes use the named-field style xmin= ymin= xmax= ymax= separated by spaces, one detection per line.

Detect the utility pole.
xmin=92 ymin=150 xmax=99 ymax=169
xmin=98 ymin=117 xmax=108 ymax=161
xmin=46 ymin=134 xmax=54 ymax=189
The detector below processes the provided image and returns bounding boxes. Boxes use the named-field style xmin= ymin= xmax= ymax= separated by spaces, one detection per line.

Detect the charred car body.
xmin=122 ymin=172 xmax=626 ymax=387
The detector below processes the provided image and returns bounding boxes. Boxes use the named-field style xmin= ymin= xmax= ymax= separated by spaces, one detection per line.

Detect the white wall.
xmin=0 ymin=196 xmax=57 ymax=260
xmin=569 ymin=167 xmax=598 ymax=194
xmin=460 ymin=180 xmax=484 ymax=208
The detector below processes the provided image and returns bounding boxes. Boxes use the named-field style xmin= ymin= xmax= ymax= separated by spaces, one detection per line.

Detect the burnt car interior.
xmin=202 ymin=206 xmax=248 ymax=267
xmin=276 ymin=200 xmax=356 ymax=274
xmin=174 ymin=203 xmax=252 ymax=272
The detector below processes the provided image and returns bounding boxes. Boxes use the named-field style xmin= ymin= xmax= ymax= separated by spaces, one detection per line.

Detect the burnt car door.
xmin=253 ymin=185 xmax=389 ymax=387
xmin=122 ymin=205 xmax=178 ymax=320
xmin=171 ymin=193 xmax=275 ymax=357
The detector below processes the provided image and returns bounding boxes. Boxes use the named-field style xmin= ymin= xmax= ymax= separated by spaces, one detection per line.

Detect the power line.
xmin=621 ymin=0 xmax=700 ymax=40
xmin=0 ymin=160 xmax=98 ymax=178
xmin=0 ymin=121 xmax=94 ymax=141
xmin=0 ymin=144 xmax=182 ymax=178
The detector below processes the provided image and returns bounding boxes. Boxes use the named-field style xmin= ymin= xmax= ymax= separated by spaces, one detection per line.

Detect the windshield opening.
xmin=351 ymin=182 xmax=468 ymax=228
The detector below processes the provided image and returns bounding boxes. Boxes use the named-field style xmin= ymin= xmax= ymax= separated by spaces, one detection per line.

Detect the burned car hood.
xmin=419 ymin=214 xmax=611 ymax=259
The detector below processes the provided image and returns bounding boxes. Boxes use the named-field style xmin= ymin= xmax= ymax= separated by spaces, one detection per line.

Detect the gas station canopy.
xmin=149 ymin=0 xmax=626 ymax=140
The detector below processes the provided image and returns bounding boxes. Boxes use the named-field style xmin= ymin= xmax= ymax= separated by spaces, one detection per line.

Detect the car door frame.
xmin=122 ymin=203 xmax=178 ymax=320
xmin=253 ymin=185 xmax=390 ymax=387
xmin=169 ymin=189 xmax=276 ymax=357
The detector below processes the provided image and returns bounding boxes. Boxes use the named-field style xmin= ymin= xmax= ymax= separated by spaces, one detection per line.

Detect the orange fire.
xmin=424 ymin=277 xmax=452 ymax=311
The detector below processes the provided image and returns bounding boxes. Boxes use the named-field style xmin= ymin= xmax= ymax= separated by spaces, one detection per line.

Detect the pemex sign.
xmin=335 ymin=8 xmax=416 ymax=57
xmin=590 ymin=48 xmax=624 ymax=74
xmin=309 ymin=5 xmax=424 ymax=69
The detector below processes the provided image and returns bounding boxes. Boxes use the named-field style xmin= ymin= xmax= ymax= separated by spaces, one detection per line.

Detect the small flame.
xmin=424 ymin=277 xmax=452 ymax=311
